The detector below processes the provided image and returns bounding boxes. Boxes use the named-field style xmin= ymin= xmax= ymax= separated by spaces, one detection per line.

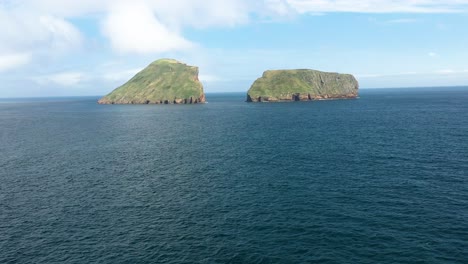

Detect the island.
xmin=98 ymin=59 xmax=206 ymax=104
xmin=246 ymin=69 xmax=359 ymax=102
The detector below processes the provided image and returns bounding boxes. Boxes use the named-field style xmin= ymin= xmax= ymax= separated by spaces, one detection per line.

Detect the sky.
xmin=1 ymin=0 xmax=468 ymax=97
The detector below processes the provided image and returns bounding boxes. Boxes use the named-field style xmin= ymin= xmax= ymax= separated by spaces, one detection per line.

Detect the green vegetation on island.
xmin=98 ymin=59 xmax=205 ymax=104
xmin=247 ymin=69 xmax=359 ymax=102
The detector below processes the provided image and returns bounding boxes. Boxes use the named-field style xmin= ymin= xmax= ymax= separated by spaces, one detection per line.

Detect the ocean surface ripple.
xmin=1 ymin=88 xmax=467 ymax=263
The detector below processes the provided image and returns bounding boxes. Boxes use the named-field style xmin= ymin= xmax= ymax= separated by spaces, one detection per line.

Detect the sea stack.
xmin=98 ymin=59 xmax=206 ymax=104
xmin=246 ymin=69 xmax=358 ymax=102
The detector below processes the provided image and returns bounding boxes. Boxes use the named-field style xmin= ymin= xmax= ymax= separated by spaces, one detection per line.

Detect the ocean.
xmin=1 ymin=87 xmax=467 ymax=263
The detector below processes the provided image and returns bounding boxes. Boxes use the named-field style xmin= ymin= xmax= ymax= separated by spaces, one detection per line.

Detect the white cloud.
xmin=0 ymin=8 xmax=82 ymax=52
xmin=101 ymin=2 xmax=193 ymax=54
xmin=0 ymin=6 xmax=83 ymax=73
xmin=199 ymin=74 xmax=221 ymax=82
xmin=7 ymin=0 xmax=252 ymax=55
xmin=264 ymin=0 xmax=296 ymax=16
xmin=428 ymin=52 xmax=438 ymax=57
xmin=285 ymin=0 xmax=468 ymax=13
xmin=17 ymin=0 xmax=251 ymax=27
xmin=16 ymin=0 xmax=468 ymax=17
xmin=38 ymin=15 xmax=83 ymax=51
xmin=150 ymin=0 xmax=250 ymax=29
xmin=35 ymin=72 xmax=85 ymax=86
xmin=0 ymin=53 xmax=31 ymax=72
xmin=2 ymin=0 xmax=467 ymax=57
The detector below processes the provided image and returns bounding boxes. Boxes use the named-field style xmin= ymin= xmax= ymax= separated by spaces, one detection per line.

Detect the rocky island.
xmin=98 ymin=59 xmax=205 ymax=104
xmin=246 ymin=69 xmax=358 ymax=102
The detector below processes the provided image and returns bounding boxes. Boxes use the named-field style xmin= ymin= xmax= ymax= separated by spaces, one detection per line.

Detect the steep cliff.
xmin=247 ymin=69 xmax=358 ymax=102
xmin=98 ymin=59 xmax=205 ymax=104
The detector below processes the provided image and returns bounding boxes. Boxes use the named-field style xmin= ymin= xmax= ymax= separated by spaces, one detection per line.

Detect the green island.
xmin=98 ymin=59 xmax=205 ymax=104
xmin=246 ymin=69 xmax=359 ymax=102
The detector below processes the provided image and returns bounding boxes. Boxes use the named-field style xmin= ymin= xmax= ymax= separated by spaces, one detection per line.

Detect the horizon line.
xmin=1 ymin=85 xmax=467 ymax=99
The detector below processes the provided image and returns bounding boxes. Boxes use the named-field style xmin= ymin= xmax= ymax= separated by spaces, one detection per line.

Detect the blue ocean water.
xmin=0 ymin=87 xmax=467 ymax=263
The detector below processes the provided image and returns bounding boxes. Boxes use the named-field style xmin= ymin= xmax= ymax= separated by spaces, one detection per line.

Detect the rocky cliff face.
xmin=246 ymin=69 xmax=359 ymax=102
xmin=98 ymin=59 xmax=205 ymax=104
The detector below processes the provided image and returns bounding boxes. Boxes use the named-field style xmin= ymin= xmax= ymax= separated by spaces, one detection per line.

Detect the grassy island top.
xmin=98 ymin=58 xmax=205 ymax=104
xmin=247 ymin=69 xmax=358 ymax=102
xmin=152 ymin=58 xmax=184 ymax=64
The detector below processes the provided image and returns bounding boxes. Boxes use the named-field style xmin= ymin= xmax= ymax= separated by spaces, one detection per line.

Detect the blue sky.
xmin=1 ymin=0 xmax=468 ymax=97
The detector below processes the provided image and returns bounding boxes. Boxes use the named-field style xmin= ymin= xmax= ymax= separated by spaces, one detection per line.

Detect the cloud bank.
xmin=2 ymin=0 xmax=467 ymax=58
xmin=285 ymin=0 xmax=468 ymax=14
xmin=101 ymin=2 xmax=193 ymax=54
xmin=0 ymin=53 xmax=31 ymax=72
